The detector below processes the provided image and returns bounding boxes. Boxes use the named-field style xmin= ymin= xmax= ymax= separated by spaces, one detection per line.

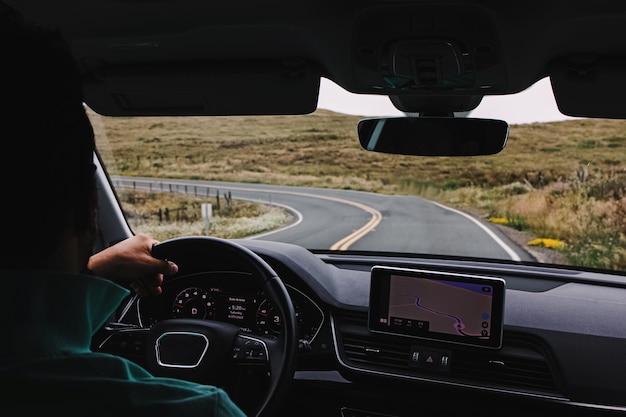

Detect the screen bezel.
xmin=368 ymin=266 xmax=506 ymax=349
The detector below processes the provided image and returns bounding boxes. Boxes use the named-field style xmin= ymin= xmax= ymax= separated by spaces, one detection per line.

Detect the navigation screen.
xmin=368 ymin=266 xmax=505 ymax=349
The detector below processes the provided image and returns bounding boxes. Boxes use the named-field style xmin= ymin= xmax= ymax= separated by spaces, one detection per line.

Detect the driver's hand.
xmin=87 ymin=233 xmax=179 ymax=298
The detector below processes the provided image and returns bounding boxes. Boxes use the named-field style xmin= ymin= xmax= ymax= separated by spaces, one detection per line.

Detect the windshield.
xmin=91 ymin=78 xmax=626 ymax=273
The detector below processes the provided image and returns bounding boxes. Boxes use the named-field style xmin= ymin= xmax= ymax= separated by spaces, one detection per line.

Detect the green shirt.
xmin=0 ymin=270 xmax=247 ymax=417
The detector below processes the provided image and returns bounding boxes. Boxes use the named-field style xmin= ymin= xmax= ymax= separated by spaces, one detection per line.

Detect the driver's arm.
xmin=87 ymin=233 xmax=179 ymax=298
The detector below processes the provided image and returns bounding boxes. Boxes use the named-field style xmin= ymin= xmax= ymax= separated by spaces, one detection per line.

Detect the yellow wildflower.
xmin=528 ymin=238 xmax=565 ymax=249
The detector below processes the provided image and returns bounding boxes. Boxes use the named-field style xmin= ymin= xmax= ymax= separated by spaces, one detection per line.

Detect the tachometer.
xmin=172 ymin=287 xmax=216 ymax=320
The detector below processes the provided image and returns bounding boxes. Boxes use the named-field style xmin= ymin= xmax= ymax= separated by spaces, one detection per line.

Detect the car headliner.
xmin=7 ymin=1 xmax=626 ymax=117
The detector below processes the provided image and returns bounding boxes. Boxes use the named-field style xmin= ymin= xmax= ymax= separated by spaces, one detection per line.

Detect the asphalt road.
xmin=114 ymin=176 xmax=533 ymax=262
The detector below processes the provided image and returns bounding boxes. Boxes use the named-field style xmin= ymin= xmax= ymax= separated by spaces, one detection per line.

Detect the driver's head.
xmin=0 ymin=11 xmax=98 ymax=271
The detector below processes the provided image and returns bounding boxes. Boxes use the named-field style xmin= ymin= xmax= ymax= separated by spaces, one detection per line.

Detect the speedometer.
xmin=172 ymin=287 xmax=216 ymax=320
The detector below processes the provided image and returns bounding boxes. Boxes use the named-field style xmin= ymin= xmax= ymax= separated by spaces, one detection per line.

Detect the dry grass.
xmin=120 ymin=190 xmax=292 ymax=240
xmin=89 ymin=108 xmax=626 ymax=271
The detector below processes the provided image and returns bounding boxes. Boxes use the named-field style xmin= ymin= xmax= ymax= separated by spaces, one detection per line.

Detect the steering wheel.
xmin=145 ymin=236 xmax=298 ymax=417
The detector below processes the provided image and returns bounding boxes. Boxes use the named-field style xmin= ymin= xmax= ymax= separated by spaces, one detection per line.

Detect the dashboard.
xmin=104 ymin=238 xmax=626 ymax=417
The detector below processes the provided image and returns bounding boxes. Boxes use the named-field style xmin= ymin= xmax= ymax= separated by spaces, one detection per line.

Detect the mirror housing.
xmin=358 ymin=117 xmax=509 ymax=156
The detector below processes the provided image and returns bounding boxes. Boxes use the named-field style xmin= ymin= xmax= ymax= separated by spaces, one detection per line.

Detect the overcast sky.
xmin=317 ymin=77 xmax=577 ymax=125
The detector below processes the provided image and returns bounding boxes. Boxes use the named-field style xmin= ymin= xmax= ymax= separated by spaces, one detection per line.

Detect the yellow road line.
xmin=327 ymin=199 xmax=382 ymax=250
xmin=214 ymin=185 xmax=383 ymax=251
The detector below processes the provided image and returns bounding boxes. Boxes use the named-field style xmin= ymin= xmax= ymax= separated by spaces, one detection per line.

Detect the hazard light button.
xmin=409 ymin=346 xmax=451 ymax=372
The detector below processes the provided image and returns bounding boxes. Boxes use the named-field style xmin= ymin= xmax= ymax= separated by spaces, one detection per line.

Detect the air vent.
xmin=334 ymin=310 xmax=559 ymax=395
xmin=452 ymin=334 xmax=557 ymax=392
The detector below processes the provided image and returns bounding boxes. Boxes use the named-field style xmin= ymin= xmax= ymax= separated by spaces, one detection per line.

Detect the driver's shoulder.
xmin=0 ymin=353 xmax=245 ymax=417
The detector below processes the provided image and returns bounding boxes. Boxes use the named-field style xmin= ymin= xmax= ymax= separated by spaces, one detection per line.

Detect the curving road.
xmin=113 ymin=176 xmax=533 ymax=262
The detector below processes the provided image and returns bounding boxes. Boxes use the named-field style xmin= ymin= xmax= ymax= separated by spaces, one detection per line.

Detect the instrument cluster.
xmin=137 ymin=271 xmax=324 ymax=343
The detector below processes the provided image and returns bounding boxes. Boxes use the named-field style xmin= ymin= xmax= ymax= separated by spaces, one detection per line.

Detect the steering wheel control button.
xmin=409 ymin=346 xmax=451 ymax=372
xmin=233 ymin=335 xmax=268 ymax=364
xmin=155 ymin=332 xmax=209 ymax=368
xmin=99 ymin=329 xmax=148 ymax=356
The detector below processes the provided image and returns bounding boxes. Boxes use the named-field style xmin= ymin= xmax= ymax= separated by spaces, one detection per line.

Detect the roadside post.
xmin=201 ymin=203 xmax=212 ymax=236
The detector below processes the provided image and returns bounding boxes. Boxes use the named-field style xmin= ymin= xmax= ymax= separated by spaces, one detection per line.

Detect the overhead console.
xmin=351 ymin=5 xmax=507 ymax=101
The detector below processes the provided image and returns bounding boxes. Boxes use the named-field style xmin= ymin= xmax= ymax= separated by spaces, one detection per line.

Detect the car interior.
xmin=5 ymin=1 xmax=626 ymax=417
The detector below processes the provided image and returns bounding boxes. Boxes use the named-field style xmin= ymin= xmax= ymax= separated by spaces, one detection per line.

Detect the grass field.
xmin=89 ymin=108 xmax=626 ymax=271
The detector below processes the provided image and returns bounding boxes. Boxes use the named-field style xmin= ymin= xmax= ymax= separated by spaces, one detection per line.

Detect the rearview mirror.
xmin=358 ymin=117 xmax=509 ymax=156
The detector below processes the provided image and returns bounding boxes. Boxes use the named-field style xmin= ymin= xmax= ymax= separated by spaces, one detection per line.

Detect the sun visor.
xmin=550 ymin=56 xmax=626 ymax=118
xmin=81 ymin=60 xmax=320 ymax=116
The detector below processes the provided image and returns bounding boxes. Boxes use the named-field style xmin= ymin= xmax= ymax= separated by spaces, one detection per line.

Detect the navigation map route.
xmin=387 ymin=275 xmax=492 ymax=338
